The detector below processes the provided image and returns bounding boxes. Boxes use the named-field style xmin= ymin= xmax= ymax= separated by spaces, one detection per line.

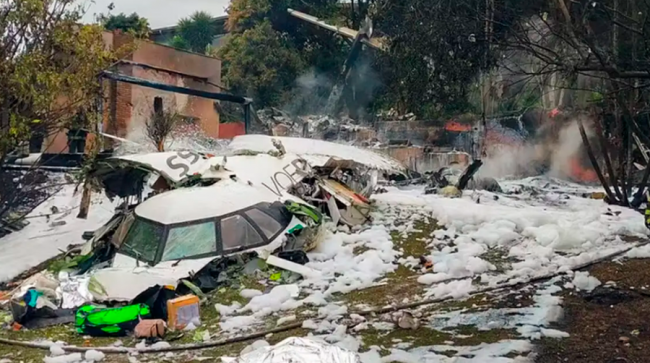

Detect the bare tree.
xmin=145 ymin=107 xmax=180 ymax=152
xmin=446 ymin=0 xmax=650 ymax=206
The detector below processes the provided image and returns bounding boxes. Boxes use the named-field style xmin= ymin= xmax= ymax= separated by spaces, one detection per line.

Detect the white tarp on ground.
xmin=229 ymin=135 xmax=405 ymax=172
xmin=224 ymin=337 xmax=361 ymax=363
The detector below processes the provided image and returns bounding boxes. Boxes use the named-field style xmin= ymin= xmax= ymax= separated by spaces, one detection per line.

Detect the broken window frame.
xmin=120 ymin=216 xmax=166 ymax=265
xmin=119 ymin=202 xmax=293 ymax=265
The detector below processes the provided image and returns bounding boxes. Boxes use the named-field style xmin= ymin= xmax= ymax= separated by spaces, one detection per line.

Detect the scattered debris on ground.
xmin=1 ymin=133 xmax=649 ymax=363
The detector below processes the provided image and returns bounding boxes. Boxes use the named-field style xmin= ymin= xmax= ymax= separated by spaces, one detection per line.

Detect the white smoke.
xmin=547 ymin=119 xmax=592 ymax=179
xmin=478 ymin=117 xmax=594 ymax=181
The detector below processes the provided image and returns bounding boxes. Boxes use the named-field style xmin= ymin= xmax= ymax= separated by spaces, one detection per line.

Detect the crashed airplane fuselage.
xmin=91 ymin=135 xmax=406 ymax=227
xmin=90 ymin=179 xmax=323 ymax=301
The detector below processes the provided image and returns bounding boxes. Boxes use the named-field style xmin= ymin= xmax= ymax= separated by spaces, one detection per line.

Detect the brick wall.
xmin=219 ymin=122 xmax=246 ymax=139
xmin=45 ymin=30 xmax=224 ymax=153
xmin=118 ymin=36 xmax=222 ymax=143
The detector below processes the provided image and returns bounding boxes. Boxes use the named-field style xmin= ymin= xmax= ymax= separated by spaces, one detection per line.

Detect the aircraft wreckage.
xmin=91 ymin=135 xmax=406 ymax=227
xmin=2 ymin=135 xmax=502 ymax=331
xmin=39 ymin=135 xmax=408 ymax=303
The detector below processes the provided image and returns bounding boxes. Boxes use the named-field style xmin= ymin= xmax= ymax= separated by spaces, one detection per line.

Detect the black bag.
xmin=131 ymin=285 xmax=177 ymax=321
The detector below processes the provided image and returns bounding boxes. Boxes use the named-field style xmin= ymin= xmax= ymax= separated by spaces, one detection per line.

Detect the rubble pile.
xmin=375 ymin=108 xmax=417 ymax=122
xmin=256 ymin=108 xmax=376 ymax=143
xmin=3 ymin=129 xmax=648 ymax=362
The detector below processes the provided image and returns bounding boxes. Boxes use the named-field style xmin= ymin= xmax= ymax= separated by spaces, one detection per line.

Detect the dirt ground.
xmin=536 ymin=259 xmax=650 ymax=363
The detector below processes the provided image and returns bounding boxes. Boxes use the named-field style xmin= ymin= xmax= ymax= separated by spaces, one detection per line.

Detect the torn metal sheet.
xmin=213 ymin=154 xmax=313 ymax=199
xmin=319 ymin=180 xmax=372 ymax=227
xmin=339 ymin=206 xmax=370 ymax=227
xmin=89 ymin=151 xmax=235 ymax=198
xmin=58 ymin=273 xmax=95 ymax=309
xmin=81 ymin=212 xmax=127 ymax=253
xmin=287 ymin=8 xmax=387 ymax=51
xmin=319 ymin=179 xmax=370 ymax=207
xmin=326 ymin=195 xmax=341 ymax=226
xmin=229 ymin=135 xmax=406 ymax=173
xmin=89 ymin=265 xmax=184 ymax=302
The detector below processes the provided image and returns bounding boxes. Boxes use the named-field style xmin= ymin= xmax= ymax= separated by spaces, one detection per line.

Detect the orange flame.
xmin=569 ymin=157 xmax=598 ymax=182
xmin=445 ymin=121 xmax=472 ymax=132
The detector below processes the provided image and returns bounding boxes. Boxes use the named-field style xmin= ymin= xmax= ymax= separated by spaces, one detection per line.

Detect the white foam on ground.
xmin=219 ymin=224 xmax=400 ymax=333
xmin=84 ymin=350 xmax=105 ymax=362
xmin=372 ymin=177 xmax=647 ymax=289
xmin=626 ymin=244 xmax=650 ymax=259
xmin=571 ymin=271 xmax=601 ymax=292
xmin=0 ymin=184 xmax=116 ymax=283
xmin=5 ymin=174 xmax=643 ymax=362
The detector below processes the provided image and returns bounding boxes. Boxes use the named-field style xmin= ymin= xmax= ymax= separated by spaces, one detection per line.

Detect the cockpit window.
xmin=121 ymin=218 xmax=164 ymax=263
xmin=161 ymin=221 xmax=217 ymax=261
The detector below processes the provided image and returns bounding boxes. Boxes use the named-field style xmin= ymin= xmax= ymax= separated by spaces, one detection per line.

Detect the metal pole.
xmin=243 ymin=104 xmax=251 ymax=134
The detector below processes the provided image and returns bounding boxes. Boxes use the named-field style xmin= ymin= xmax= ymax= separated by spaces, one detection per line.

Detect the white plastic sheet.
xmin=227 ymin=337 xmax=361 ymax=363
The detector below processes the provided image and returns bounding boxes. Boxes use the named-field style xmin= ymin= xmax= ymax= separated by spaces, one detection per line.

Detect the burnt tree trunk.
xmin=578 ymin=117 xmax=617 ymax=203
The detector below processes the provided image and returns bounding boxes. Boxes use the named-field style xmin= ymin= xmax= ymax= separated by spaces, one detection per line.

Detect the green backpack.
xmin=75 ymin=304 xmax=151 ymax=336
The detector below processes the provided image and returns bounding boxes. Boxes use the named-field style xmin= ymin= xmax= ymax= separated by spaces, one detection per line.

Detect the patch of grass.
xmin=0 ymin=323 xmax=132 ymax=363
xmin=202 ymin=276 xmax=266 ymax=321
xmin=337 ymin=219 xmax=442 ymax=309
xmin=0 ymin=323 xmax=126 ymax=347
xmin=358 ymin=327 xmax=454 ymax=353
xmin=480 ymin=248 xmax=512 ymax=273
xmin=0 ymin=325 xmax=310 ymax=363
xmin=357 ymin=324 xmax=517 ymax=357
xmin=387 ymin=265 xmax=418 ymax=279
xmin=445 ymin=325 xmax=518 ymax=346
xmin=432 ymin=293 xmax=491 ymax=313
xmin=391 ymin=218 xmax=439 ymax=259
xmin=341 ymin=275 xmax=424 ymax=309
xmin=187 ymin=327 xmax=310 ymax=362
xmin=353 ymin=245 xmax=372 ymax=255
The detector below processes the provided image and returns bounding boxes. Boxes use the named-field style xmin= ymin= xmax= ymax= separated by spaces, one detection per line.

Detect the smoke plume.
xmin=478 ymin=117 xmax=595 ymax=181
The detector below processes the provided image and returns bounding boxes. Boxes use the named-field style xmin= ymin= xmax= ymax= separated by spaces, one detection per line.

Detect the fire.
xmin=569 ymin=157 xmax=598 ymax=183
xmin=445 ymin=121 xmax=472 ymax=132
